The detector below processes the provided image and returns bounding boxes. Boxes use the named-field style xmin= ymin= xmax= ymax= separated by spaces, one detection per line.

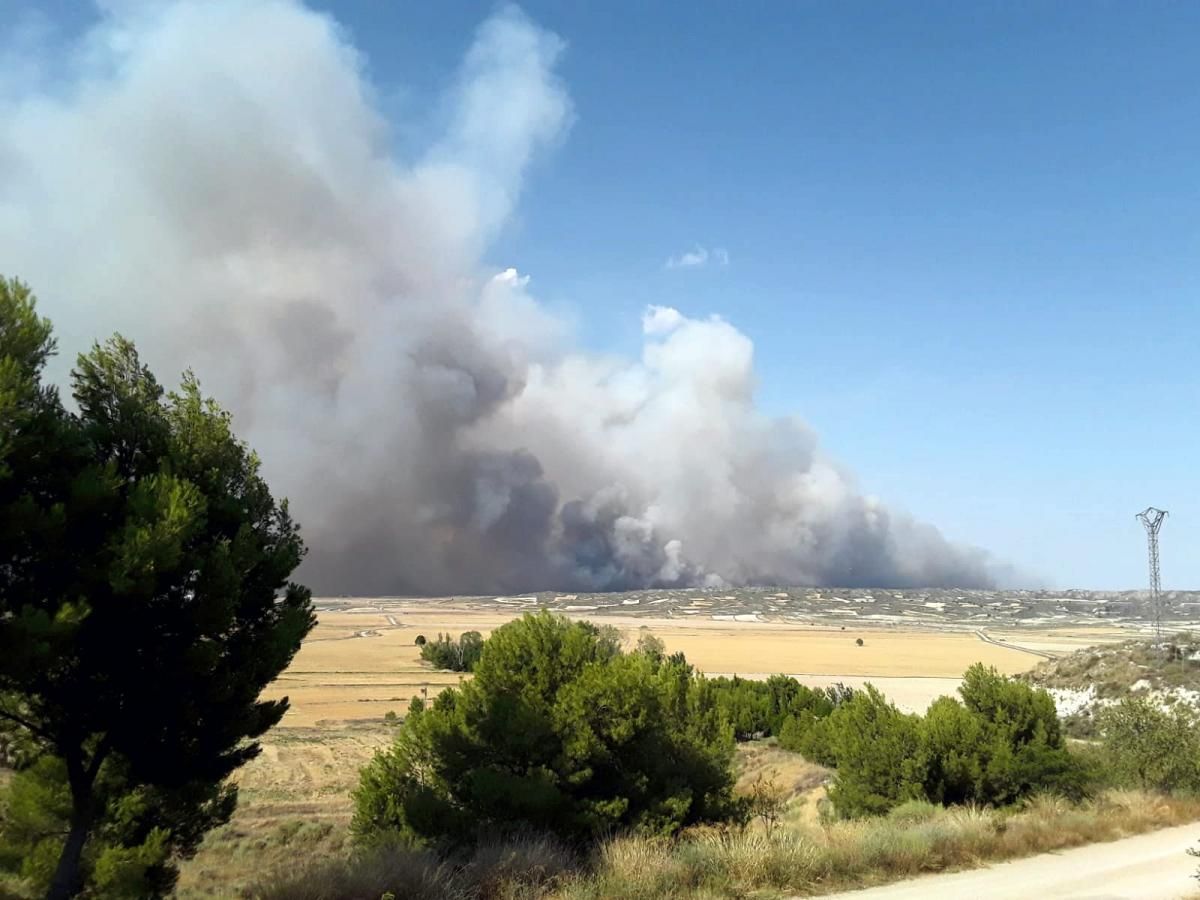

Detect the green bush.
xmin=1098 ymin=697 xmax=1200 ymax=793
xmin=820 ymin=687 xmax=928 ymax=817
xmin=921 ymin=696 xmax=986 ymax=805
xmin=804 ymin=665 xmax=1089 ymax=817
xmin=419 ymin=632 xmax=484 ymax=672
xmin=709 ymin=677 xmax=771 ymax=739
xmin=353 ymin=612 xmax=742 ymax=847
xmin=777 ymin=711 xmax=836 ymax=766
xmin=953 ymin=664 xmax=1087 ymax=806
xmin=709 ymin=675 xmax=847 ymax=741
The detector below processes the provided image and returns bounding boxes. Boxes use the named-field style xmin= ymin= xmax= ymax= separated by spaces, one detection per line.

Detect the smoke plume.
xmin=0 ymin=1 xmax=999 ymax=594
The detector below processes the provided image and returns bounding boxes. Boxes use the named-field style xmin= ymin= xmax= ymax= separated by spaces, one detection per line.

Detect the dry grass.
xmin=175 ymin=723 xmax=390 ymax=898
xmin=736 ymin=741 xmax=830 ymax=798
xmin=547 ymin=789 xmax=1200 ymax=900
xmin=252 ymin=788 xmax=1200 ymax=900
xmin=251 ymin=835 xmax=575 ymax=900
xmin=179 ymin=818 xmax=351 ymax=899
xmin=735 ymin=740 xmax=831 ymax=828
xmin=179 ymin=739 xmax=818 ymax=897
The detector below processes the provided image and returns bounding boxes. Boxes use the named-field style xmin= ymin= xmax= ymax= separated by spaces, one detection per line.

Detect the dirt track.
xmin=818 ymin=821 xmax=1200 ymax=899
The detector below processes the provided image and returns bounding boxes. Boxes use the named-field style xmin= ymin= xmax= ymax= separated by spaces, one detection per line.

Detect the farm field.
xmin=259 ymin=599 xmax=1136 ymax=726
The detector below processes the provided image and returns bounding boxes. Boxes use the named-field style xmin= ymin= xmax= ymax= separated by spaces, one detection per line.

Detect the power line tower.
xmin=1136 ymin=507 xmax=1168 ymax=640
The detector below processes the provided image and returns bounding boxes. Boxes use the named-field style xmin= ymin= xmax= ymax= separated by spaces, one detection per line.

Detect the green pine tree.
xmin=0 ymin=277 xmax=314 ymax=899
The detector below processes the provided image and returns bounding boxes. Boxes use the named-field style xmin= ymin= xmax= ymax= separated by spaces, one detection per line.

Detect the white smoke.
xmin=0 ymin=0 xmax=999 ymax=594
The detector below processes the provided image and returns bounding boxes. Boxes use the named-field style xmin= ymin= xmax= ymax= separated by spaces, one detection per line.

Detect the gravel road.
xmin=816 ymin=823 xmax=1200 ymax=899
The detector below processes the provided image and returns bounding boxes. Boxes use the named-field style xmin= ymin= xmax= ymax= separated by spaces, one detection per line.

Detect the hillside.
xmin=1020 ymin=634 xmax=1200 ymax=736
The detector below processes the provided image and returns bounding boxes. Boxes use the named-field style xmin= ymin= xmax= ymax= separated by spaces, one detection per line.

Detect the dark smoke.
xmin=0 ymin=1 xmax=1001 ymax=594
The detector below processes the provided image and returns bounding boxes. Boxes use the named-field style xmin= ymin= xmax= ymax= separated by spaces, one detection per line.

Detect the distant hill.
xmin=1020 ymin=634 xmax=1200 ymax=737
xmin=318 ymin=588 xmax=1200 ymax=630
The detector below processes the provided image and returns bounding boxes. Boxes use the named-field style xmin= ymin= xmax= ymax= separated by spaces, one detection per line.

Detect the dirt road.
xmin=818 ymin=822 xmax=1200 ymax=899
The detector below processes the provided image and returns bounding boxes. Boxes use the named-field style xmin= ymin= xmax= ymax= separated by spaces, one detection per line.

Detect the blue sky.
xmin=9 ymin=1 xmax=1199 ymax=589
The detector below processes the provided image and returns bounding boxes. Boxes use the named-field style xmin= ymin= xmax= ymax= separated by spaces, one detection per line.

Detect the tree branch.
xmin=0 ymin=706 xmax=52 ymax=742
xmin=85 ymin=733 xmax=114 ymax=783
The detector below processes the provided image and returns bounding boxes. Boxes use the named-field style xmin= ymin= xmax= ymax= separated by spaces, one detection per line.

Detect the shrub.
xmin=811 ymin=666 xmax=1089 ymax=817
xmin=635 ymin=633 xmax=666 ymax=663
xmin=776 ymin=714 xmax=805 ymax=755
xmin=953 ymin=664 xmax=1088 ymax=805
xmin=414 ymin=635 xmax=427 ymax=646
xmin=419 ymin=631 xmax=484 ymax=672
xmin=775 ymin=685 xmax=855 ymax=763
xmin=777 ymin=712 xmax=836 ymax=766
xmin=822 ymin=687 xmax=928 ymax=817
xmin=743 ymin=774 xmax=788 ymax=835
xmin=1098 ymin=697 xmax=1200 ymax=793
xmin=709 ymin=675 xmax=843 ymax=741
xmin=921 ymin=696 xmax=986 ymax=805
xmin=709 ymin=677 xmax=771 ymax=740
xmin=353 ymin=611 xmax=742 ymax=847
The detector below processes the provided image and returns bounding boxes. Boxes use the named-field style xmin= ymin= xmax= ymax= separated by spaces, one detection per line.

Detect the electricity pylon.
xmin=1136 ymin=507 xmax=1168 ymax=640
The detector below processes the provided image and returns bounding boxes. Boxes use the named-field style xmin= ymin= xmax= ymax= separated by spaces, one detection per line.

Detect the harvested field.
xmin=260 ymin=600 xmax=1135 ymax=726
xmin=176 ymin=723 xmax=391 ymax=898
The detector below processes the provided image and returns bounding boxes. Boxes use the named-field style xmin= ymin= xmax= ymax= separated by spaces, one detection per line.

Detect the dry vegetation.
xmin=177 ymin=739 xmax=825 ymax=898
xmin=1023 ymin=634 xmax=1200 ymax=698
xmin=175 ymin=725 xmax=391 ymax=898
xmin=253 ymin=789 xmax=1200 ymax=900
xmin=1019 ymin=633 xmax=1200 ymax=736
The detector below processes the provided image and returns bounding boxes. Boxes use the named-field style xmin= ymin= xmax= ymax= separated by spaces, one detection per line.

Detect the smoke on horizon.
xmin=0 ymin=0 xmax=1004 ymax=595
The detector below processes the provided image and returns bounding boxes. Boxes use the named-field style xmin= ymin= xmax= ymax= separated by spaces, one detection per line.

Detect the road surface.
xmin=817 ymin=822 xmax=1200 ymax=899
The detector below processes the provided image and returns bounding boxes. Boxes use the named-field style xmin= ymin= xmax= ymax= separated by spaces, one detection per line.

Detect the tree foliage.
xmin=794 ymin=665 xmax=1087 ymax=817
xmin=820 ymin=687 xmax=928 ymax=817
xmin=0 ymin=277 xmax=314 ymax=898
xmin=419 ymin=632 xmax=484 ymax=672
xmin=1098 ymin=697 xmax=1200 ymax=793
xmin=945 ymin=663 xmax=1085 ymax=806
xmin=709 ymin=675 xmax=850 ymax=741
xmin=354 ymin=612 xmax=741 ymax=846
xmin=0 ymin=756 xmax=235 ymax=898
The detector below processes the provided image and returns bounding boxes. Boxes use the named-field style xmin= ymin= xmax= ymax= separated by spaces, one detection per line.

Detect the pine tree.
xmin=0 ymin=277 xmax=314 ymax=898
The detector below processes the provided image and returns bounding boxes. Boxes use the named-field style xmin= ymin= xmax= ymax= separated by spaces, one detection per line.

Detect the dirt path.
xmin=818 ymin=822 xmax=1200 ymax=899
xmin=974 ymin=628 xmax=1058 ymax=660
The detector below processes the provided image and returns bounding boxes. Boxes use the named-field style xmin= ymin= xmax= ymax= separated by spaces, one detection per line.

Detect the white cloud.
xmin=665 ymin=244 xmax=729 ymax=270
xmin=491 ymin=266 xmax=530 ymax=288
xmin=641 ymin=305 xmax=684 ymax=335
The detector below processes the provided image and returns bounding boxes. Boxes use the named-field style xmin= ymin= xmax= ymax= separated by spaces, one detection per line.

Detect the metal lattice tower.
xmin=1136 ymin=507 xmax=1168 ymax=640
